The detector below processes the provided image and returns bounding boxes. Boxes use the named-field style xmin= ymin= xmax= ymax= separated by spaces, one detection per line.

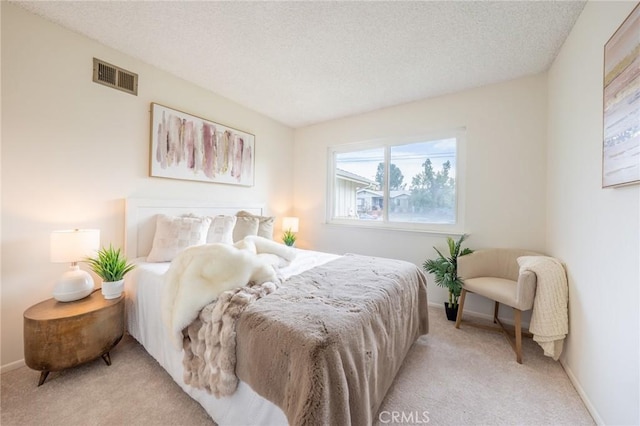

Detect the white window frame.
xmin=327 ymin=129 xmax=466 ymax=235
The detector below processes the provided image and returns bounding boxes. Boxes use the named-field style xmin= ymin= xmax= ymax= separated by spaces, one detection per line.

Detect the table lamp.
xmin=282 ymin=217 xmax=299 ymax=247
xmin=50 ymin=229 xmax=100 ymax=302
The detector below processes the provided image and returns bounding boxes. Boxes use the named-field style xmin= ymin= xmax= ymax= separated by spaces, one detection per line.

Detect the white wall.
xmin=547 ymin=2 xmax=640 ymax=424
xmin=6 ymin=3 xmax=637 ymax=422
xmin=293 ymin=74 xmax=548 ymax=317
xmin=1 ymin=3 xmax=294 ymax=368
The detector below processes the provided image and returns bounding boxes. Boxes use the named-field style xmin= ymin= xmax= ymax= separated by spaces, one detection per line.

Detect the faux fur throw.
xmin=162 ymin=236 xmax=296 ymax=349
xmin=518 ymin=256 xmax=568 ymax=360
xmin=182 ymin=279 xmax=279 ymax=397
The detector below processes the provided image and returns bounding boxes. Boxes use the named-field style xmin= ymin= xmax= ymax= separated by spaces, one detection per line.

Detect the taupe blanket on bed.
xmin=235 ymin=254 xmax=429 ymax=425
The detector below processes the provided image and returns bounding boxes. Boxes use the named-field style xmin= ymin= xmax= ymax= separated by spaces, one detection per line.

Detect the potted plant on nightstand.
xmin=423 ymin=234 xmax=473 ymax=321
xmin=85 ymin=245 xmax=135 ymax=299
xmin=281 ymin=216 xmax=299 ymax=247
xmin=282 ymin=229 xmax=296 ymax=247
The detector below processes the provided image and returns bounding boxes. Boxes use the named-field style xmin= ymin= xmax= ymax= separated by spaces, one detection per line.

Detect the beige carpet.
xmin=1 ymin=307 xmax=593 ymax=425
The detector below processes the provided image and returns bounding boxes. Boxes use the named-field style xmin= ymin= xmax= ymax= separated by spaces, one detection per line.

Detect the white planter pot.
xmin=101 ymin=279 xmax=124 ymax=299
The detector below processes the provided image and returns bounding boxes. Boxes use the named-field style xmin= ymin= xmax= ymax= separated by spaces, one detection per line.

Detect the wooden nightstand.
xmin=23 ymin=289 xmax=124 ymax=386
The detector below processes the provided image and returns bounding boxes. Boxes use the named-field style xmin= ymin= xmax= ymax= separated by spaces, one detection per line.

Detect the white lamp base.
xmin=53 ymin=265 xmax=94 ymax=302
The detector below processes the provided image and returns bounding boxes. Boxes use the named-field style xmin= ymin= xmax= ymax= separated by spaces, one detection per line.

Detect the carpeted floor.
xmin=1 ymin=307 xmax=594 ymax=425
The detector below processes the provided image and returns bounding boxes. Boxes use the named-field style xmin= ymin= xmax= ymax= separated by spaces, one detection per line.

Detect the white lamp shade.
xmin=282 ymin=217 xmax=299 ymax=233
xmin=50 ymin=229 xmax=99 ymax=302
xmin=50 ymin=229 xmax=100 ymax=263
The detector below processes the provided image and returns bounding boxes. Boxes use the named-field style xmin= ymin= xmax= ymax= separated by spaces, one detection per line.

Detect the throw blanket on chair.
xmin=517 ymin=256 xmax=568 ymax=360
xmin=162 ymin=236 xmax=296 ymax=350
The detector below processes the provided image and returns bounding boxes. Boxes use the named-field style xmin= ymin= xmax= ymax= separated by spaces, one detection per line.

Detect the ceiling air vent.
xmin=92 ymin=58 xmax=138 ymax=96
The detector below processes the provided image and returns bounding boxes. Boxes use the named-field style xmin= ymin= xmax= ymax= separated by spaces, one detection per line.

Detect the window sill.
xmin=325 ymin=220 xmax=466 ymax=237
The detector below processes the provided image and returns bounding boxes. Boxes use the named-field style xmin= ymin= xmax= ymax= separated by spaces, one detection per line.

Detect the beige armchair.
xmin=455 ymin=248 xmax=543 ymax=363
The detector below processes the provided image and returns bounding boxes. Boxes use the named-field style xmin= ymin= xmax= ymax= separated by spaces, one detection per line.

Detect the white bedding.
xmin=124 ymin=248 xmax=340 ymax=425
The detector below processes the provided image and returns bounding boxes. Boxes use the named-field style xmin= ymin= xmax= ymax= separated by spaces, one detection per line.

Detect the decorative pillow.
xmin=232 ymin=216 xmax=259 ymax=243
xmin=236 ymin=211 xmax=275 ymax=240
xmin=147 ymin=214 xmax=211 ymax=262
xmin=207 ymin=215 xmax=236 ymax=245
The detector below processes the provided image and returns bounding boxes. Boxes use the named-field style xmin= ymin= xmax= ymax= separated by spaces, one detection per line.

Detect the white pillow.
xmin=236 ymin=211 xmax=275 ymax=240
xmin=233 ymin=216 xmax=260 ymax=243
xmin=207 ymin=215 xmax=236 ymax=245
xmin=147 ymin=214 xmax=211 ymax=262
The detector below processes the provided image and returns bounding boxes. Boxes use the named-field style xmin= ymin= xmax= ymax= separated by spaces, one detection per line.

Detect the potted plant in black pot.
xmin=423 ymin=234 xmax=473 ymax=321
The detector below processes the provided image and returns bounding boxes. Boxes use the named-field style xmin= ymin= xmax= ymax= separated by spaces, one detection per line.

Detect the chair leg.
xmin=493 ymin=301 xmax=500 ymax=323
xmin=514 ymin=308 xmax=522 ymax=364
xmin=455 ymin=289 xmax=467 ymax=329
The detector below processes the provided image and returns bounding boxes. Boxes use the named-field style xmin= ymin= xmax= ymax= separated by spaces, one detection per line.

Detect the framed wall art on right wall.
xmin=602 ymin=3 xmax=640 ymax=188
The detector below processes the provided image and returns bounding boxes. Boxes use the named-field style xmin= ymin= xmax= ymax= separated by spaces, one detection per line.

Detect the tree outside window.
xmin=331 ymin=134 xmax=460 ymax=228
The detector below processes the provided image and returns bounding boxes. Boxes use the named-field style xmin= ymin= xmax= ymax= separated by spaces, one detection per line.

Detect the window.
xmin=328 ymin=131 xmax=464 ymax=232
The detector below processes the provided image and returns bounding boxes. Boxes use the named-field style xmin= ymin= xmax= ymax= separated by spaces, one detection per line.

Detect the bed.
xmin=123 ymin=198 xmax=429 ymax=425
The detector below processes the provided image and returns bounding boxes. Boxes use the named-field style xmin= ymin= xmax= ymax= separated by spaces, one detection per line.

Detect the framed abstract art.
xmin=150 ymin=103 xmax=255 ymax=186
xmin=602 ymin=3 xmax=640 ymax=188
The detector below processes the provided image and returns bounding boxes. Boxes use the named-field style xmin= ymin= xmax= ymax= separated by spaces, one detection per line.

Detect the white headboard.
xmin=125 ymin=198 xmax=264 ymax=258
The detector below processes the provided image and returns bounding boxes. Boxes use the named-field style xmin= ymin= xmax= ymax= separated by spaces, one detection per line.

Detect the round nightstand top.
xmin=24 ymin=289 xmax=124 ymax=321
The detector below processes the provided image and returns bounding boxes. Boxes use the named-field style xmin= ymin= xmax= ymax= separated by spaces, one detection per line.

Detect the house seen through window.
xmin=330 ymin=133 xmax=462 ymax=230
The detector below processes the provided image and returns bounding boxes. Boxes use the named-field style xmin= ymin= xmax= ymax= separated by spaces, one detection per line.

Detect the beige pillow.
xmin=236 ymin=211 xmax=275 ymax=240
xmin=147 ymin=214 xmax=211 ymax=262
xmin=233 ymin=216 xmax=259 ymax=243
xmin=207 ymin=215 xmax=236 ymax=245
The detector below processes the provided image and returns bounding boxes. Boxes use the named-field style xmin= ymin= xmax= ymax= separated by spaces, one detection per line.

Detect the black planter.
xmin=444 ymin=302 xmax=458 ymax=321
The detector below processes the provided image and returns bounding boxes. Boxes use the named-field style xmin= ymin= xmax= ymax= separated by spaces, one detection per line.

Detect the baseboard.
xmin=560 ymin=359 xmax=603 ymax=425
xmin=1 ymin=358 xmax=25 ymax=374
xmin=430 ymin=301 xmax=601 ymax=424
xmin=428 ymin=301 xmax=530 ymax=328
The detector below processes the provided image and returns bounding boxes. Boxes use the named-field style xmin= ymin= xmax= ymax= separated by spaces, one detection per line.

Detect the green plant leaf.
xmin=447 ymin=237 xmax=456 ymax=257
xmin=84 ymin=244 xmax=135 ymax=282
xmin=422 ymin=234 xmax=473 ymax=308
xmin=282 ymin=230 xmax=296 ymax=246
xmin=433 ymin=247 xmax=446 ymax=261
xmin=460 ymin=247 xmax=473 ymax=256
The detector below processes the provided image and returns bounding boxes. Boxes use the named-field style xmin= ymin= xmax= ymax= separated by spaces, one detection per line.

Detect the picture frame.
xmin=602 ymin=3 xmax=640 ymax=188
xmin=150 ymin=103 xmax=255 ymax=186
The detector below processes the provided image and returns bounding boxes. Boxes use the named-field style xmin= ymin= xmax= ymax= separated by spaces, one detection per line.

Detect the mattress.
xmin=124 ymin=248 xmax=339 ymax=425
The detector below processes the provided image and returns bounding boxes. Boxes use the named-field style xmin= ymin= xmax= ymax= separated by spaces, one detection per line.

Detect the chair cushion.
xmin=463 ymin=277 xmax=519 ymax=308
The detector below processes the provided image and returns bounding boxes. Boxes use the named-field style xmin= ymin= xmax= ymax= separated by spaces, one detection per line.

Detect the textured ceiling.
xmin=14 ymin=1 xmax=586 ymax=128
